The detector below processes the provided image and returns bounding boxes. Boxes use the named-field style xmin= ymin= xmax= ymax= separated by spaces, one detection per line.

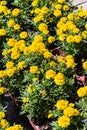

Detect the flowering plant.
xmin=0 ymin=0 xmax=87 ymax=129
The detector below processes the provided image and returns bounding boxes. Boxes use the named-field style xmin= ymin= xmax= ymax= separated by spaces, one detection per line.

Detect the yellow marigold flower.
xmin=68 ymin=103 xmax=75 ymax=107
xmin=85 ymin=23 xmax=87 ymax=30
xmin=49 ymin=61 xmax=56 ymax=67
xmin=59 ymin=34 xmax=67 ymax=41
xmin=0 ymin=29 xmax=6 ymax=36
xmin=48 ymin=113 xmax=53 ymax=118
xmin=67 ymin=13 xmax=75 ymax=20
xmin=5 ymin=125 xmax=23 ymax=130
xmin=55 ymin=100 xmax=68 ymax=110
xmin=48 ymin=36 xmax=55 ymax=44
xmin=72 ymin=27 xmax=80 ymax=34
xmin=34 ymin=35 xmax=43 ymax=42
xmin=4 ymin=9 xmax=11 ymax=15
xmin=0 ymin=70 xmax=5 ymax=78
xmin=18 ymin=61 xmax=26 ymax=70
xmin=82 ymin=61 xmax=87 ymax=70
xmin=58 ymin=0 xmax=66 ymax=3
xmin=74 ymin=35 xmax=82 ymax=43
xmin=66 ymin=59 xmax=75 ymax=68
xmin=66 ymin=35 xmax=74 ymax=43
xmin=54 ymin=9 xmax=62 ymax=17
xmin=82 ymin=31 xmax=87 ymax=39
xmin=20 ymin=31 xmax=28 ymax=39
xmin=0 ymin=5 xmax=7 ymax=13
xmin=11 ymin=52 xmax=20 ymax=60
xmin=22 ymin=97 xmax=29 ymax=103
xmin=63 ymin=5 xmax=70 ymax=11
xmin=12 ymin=8 xmax=20 ymax=16
xmin=6 ymin=67 xmax=17 ymax=77
xmin=58 ymin=56 xmax=65 ymax=64
xmin=0 ymin=1 xmax=7 ymax=5
xmin=34 ymin=14 xmax=44 ymax=23
xmin=14 ymin=24 xmax=20 ymax=31
xmin=43 ymin=30 xmax=49 ymax=35
xmin=54 ymin=4 xmax=62 ymax=9
xmin=32 ymin=78 xmax=38 ymax=82
xmin=31 ymin=0 xmax=38 ymax=6
xmin=0 ymin=87 xmax=7 ymax=94
xmin=56 ymin=29 xmax=63 ymax=35
xmin=13 ymin=125 xmax=23 ymax=130
xmin=64 ymin=107 xmax=79 ymax=117
xmin=0 ymin=119 xmax=8 ymax=128
xmin=27 ymin=84 xmax=35 ymax=93
xmin=58 ymin=116 xmax=70 ymax=128
xmin=38 ymin=23 xmax=48 ymax=32
xmin=7 ymin=19 xmax=15 ymax=27
xmin=30 ymin=66 xmax=38 ymax=73
xmin=7 ymin=38 xmax=17 ymax=47
xmin=46 ymin=69 xmax=56 ymax=79
xmin=2 ymin=50 xmax=8 ymax=56
xmin=43 ymin=51 xmax=52 ymax=58
xmin=60 ymin=17 xmax=67 ymax=22
xmin=0 ymin=111 xmax=5 ymax=118
xmin=77 ymin=86 xmax=87 ymax=97
xmin=6 ymin=61 xmax=14 ymax=69
xmin=54 ymin=72 xmax=65 ymax=85
xmin=34 ymin=8 xmax=41 ymax=14
xmin=41 ymin=7 xmax=49 ymax=14
xmin=65 ymin=55 xmax=74 ymax=61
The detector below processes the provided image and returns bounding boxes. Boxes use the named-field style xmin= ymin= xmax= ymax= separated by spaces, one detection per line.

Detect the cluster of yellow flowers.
xmin=58 ymin=55 xmax=76 ymax=68
xmin=56 ymin=100 xmax=79 ymax=128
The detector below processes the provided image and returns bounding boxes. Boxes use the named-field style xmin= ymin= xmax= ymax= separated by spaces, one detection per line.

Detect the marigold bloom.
xmin=6 ymin=61 xmax=14 ymax=69
xmin=7 ymin=38 xmax=17 ymax=47
xmin=66 ymin=35 xmax=74 ymax=43
xmin=22 ymin=97 xmax=29 ymax=103
xmin=74 ymin=35 xmax=82 ymax=43
xmin=82 ymin=61 xmax=87 ymax=70
xmin=49 ymin=61 xmax=56 ymax=67
xmin=54 ymin=9 xmax=62 ymax=17
xmin=63 ymin=107 xmax=79 ymax=117
xmin=32 ymin=0 xmax=38 ymax=6
xmin=27 ymin=84 xmax=35 ymax=93
xmin=58 ymin=116 xmax=70 ymax=128
xmin=0 ymin=70 xmax=6 ymax=78
xmin=48 ymin=113 xmax=53 ymax=118
xmin=41 ymin=7 xmax=49 ymax=14
xmin=0 ymin=119 xmax=8 ymax=128
xmin=46 ymin=69 xmax=56 ymax=79
xmin=18 ymin=61 xmax=26 ymax=70
xmin=0 ymin=29 xmax=6 ymax=36
xmin=0 ymin=111 xmax=5 ymax=118
xmin=38 ymin=23 xmax=48 ymax=31
xmin=20 ymin=31 xmax=28 ymax=39
xmin=43 ymin=51 xmax=52 ymax=58
xmin=55 ymin=100 xmax=68 ymax=110
xmin=48 ymin=36 xmax=55 ymax=44
xmin=30 ymin=66 xmax=38 ymax=73
xmin=77 ymin=86 xmax=87 ymax=97
xmin=34 ymin=8 xmax=41 ymax=14
xmin=63 ymin=5 xmax=70 ymax=11
xmin=7 ymin=19 xmax=15 ymax=27
xmin=14 ymin=24 xmax=20 ymax=31
xmin=54 ymin=72 xmax=65 ymax=85
xmin=12 ymin=8 xmax=20 ymax=16
xmin=11 ymin=52 xmax=20 ymax=60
